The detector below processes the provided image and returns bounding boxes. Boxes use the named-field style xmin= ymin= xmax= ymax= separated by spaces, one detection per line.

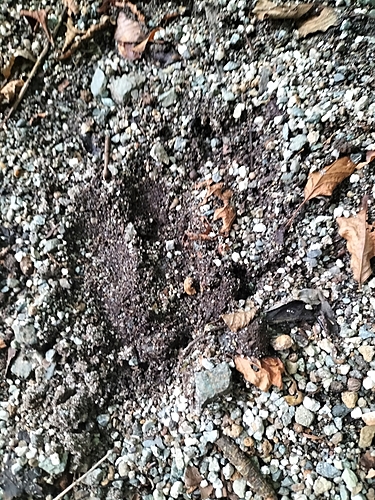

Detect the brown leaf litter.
xmin=234 ymin=356 xmax=284 ymax=392
xmin=337 ymin=196 xmax=375 ymax=286
xmin=20 ymin=8 xmax=54 ymax=45
xmin=221 ymin=305 xmax=258 ymax=332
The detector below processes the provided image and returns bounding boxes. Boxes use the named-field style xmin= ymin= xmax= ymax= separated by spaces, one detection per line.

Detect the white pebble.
xmin=253 ymin=223 xmax=266 ymax=233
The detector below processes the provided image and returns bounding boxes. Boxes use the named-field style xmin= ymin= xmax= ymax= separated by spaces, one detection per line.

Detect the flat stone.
xmin=290 ymin=134 xmax=307 ymax=151
xmin=158 ymin=88 xmax=177 ymax=108
xmin=82 ymin=467 xmax=105 ymax=486
xmin=295 ymin=406 xmax=315 ymax=427
xmin=11 ymin=353 xmax=33 ymax=379
xmin=13 ymin=323 xmax=37 ymax=346
xmin=39 ymin=452 xmax=68 ymax=475
xmin=170 ymin=481 xmax=184 ymax=499
xmin=91 ymin=68 xmax=107 ymax=97
xmin=195 ymin=362 xmax=232 ymax=407
xmin=109 ymin=74 xmax=143 ymax=104
xmin=313 ymin=477 xmax=332 ymax=495
xmin=150 ymin=143 xmax=169 ymax=165
xmin=316 ymin=462 xmax=340 ymax=479
xmin=341 ymin=468 xmax=358 ymax=490
xmin=358 ymin=345 xmax=375 ymax=362
xmin=233 ymin=478 xmax=247 ymax=498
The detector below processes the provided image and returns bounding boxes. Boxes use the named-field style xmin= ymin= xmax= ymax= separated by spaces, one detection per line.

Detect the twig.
xmin=103 ymin=134 xmax=112 ymax=181
xmin=217 ymin=435 xmax=277 ymax=500
xmin=52 ymin=450 xmax=112 ymax=500
xmin=1 ymin=7 xmax=67 ymax=128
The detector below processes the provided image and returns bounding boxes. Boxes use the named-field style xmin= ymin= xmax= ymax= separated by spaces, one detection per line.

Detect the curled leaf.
xmin=221 ymin=307 xmax=258 ymax=332
xmin=298 ymin=7 xmax=338 ymax=37
xmin=284 ymin=391 xmax=304 ymax=406
xmin=253 ymin=0 xmax=313 ymax=20
xmin=337 ymin=197 xmax=375 ymax=285
xmin=0 ymin=80 xmax=24 ymax=105
xmin=183 ymin=277 xmax=197 ymax=296
xmin=235 ymin=356 xmax=284 ymax=392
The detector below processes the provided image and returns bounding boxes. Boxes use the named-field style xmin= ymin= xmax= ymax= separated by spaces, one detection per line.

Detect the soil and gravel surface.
xmin=1 ymin=0 xmax=375 ymax=499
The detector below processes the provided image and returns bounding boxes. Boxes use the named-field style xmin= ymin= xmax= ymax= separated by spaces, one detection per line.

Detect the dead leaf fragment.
xmin=184 ymin=277 xmax=196 ymax=296
xmin=235 ymin=356 xmax=284 ymax=392
xmin=285 ymin=391 xmax=304 ymax=406
xmin=63 ymin=0 xmax=79 ymax=17
xmin=304 ymin=156 xmax=356 ymax=202
xmin=115 ymin=12 xmax=144 ymax=43
xmin=337 ymin=198 xmax=375 ymax=285
xmin=221 ymin=307 xmax=258 ymax=332
xmin=0 ymin=80 xmax=24 ymax=105
xmin=0 ymin=339 xmax=6 ymax=349
xmin=298 ymin=7 xmax=338 ymax=37
xmin=20 ymin=9 xmax=54 ymax=45
xmin=253 ymin=0 xmax=313 ymax=20
xmin=62 ymin=17 xmax=85 ymax=53
xmin=356 ymin=150 xmax=375 ymax=170
xmin=213 ymin=205 xmax=236 ymax=235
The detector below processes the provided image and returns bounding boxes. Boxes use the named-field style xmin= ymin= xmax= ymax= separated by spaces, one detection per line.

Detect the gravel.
xmin=2 ymin=0 xmax=375 ymax=499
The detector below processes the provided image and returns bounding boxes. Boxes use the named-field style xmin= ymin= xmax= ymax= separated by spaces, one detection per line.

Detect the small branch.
xmin=1 ymin=7 xmax=67 ymax=128
xmin=102 ymin=134 xmax=112 ymax=181
xmin=52 ymin=450 xmax=112 ymax=500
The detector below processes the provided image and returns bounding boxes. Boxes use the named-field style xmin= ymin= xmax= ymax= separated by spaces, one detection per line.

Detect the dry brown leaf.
xmin=284 ymin=391 xmax=304 ymax=406
xmin=1 ymin=56 xmax=15 ymax=79
xmin=304 ymin=156 xmax=356 ymax=202
xmin=115 ymin=12 xmax=144 ymax=43
xmin=298 ymin=6 xmax=338 ymax=37
xmin=235 ymin=357 xmax=284 ymax=392
xmin=63 ymin=0 xmax=79 ymax=17
xmin=20 ymin=9 xmax=54 ymax=45
xmin=337 ymin=198 xmax=375 ymax=285
xmin=253 ymin=0 xmax=313 ymax=20
xmin=183 ymin=276 xmax=196 ymax=296
xmin=133 ymin=27 xmax=161 ymax=54
xmin=221 ymin=307 xmax=258 ymax=332
xmin=184 ymin=465 xmax=202 ymax=489
xmin=0 ymin=79 xmax=24 ymax=105
xmin=213 ymin=205 xmax=236 ymax=235
xmin=0 ymin=339 xmax=6 ymax=349
xmin=356 ymin=150 xmax=375 ymax=170
xmin=59 ymin=16 xmax=112 ymax=60
xmin=62 ymin=17 xmax=85 ymax=52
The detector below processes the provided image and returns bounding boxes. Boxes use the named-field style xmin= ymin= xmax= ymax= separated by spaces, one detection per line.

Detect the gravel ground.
xmin=1 ymin=0 xmax=375 ymax=499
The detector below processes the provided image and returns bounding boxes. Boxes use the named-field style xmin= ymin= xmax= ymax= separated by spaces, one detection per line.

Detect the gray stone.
xmin=233 ymin=478 xmax=247 ymax=498
xmin=97 ymin=414 xmax=110 ymax=427
xmin=91 ymin=68 xmax=107 ymax=97
xmin=290 ymin=134 xmax=307 ymax=151
xmin=223 ymin=61 xmax=240 ymax=71
xmin=0 ymin=410 xmax=9 ymax=421
xmin=170 ymin=481 xmax=184 ymax=499
xmin=313 ymin=477 xmax=332 ymax=495
xmin=39 ymin=452 xmax=68 ymax=475
xmin=316 ymin=462 xmax=340 ymax=479
xmin=109 ymin=75 xmax=134 ymax=104
xmin=341 ymin=468 xmax=358 ymax=490
xmin=222 ymin=90 xmax=236 ymax=102
xmin=295 ymin=406 xmax=315 ymax=427
xmin=13 ymin=323 xmax=37 ymax=346
xmin=195 ymin=362 xmax=232 ymax=407
xmin=150 ymin=143 xmax=169 ymax=165
xmin=11 ymin=354 xmax=33 ymax=379
xmin=43 ymin=238 xmax=60 ymax=253
xmin=334 ymin=73 xmax=345 ymax=82
xmin=82 ymin=467 xmax=105 ymax=486
xmin=158 ymin=88 xmax=177 ymax=108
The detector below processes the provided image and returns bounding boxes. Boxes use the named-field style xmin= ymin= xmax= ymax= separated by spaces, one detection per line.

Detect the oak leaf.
xmin=234 ymin=357 xmax=284 ymax=392
xmin=253 ymin=0 xmax=313 ymax=20
xmin=337 ymin=198 xmax=375 ymax=285
xmin=221 ymin=307 xmax=258 ymax=332
xmin=20 ymin=9 xmax=54 ymax=45
xmin=298 ymin=7 xmax=338 ymax=37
